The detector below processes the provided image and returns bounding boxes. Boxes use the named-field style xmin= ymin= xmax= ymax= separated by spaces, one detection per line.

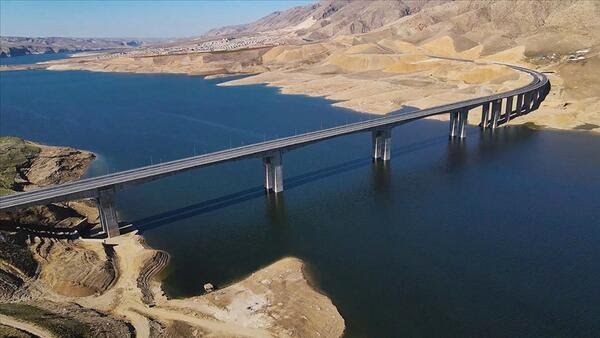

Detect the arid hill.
xmin=205 ymin=0 xmax=446 ymax=42
xmin=29 ymin=0 xmax=599 ymax=131
xmin=0 ymin=137 xmax=345 ymax=336
xmin=0 ymin=36 xmax=147 ymax=58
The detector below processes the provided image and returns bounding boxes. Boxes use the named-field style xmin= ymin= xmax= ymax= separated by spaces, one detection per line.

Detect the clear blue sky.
xmin=0 ymin=0 xmax=315 ymax=38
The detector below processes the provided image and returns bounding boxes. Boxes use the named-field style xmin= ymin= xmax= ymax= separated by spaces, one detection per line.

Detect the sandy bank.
xmin=25 ymin=36 xmax=597 ymax=134
xmin=78 ymin=232 xmax=345 ymax=337
xmin=0 ymin=136 xmax=345 ymax=336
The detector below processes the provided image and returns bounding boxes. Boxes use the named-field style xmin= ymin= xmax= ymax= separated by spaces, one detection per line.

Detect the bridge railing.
xmin=0 ymin=63 xmax=551 ymax=238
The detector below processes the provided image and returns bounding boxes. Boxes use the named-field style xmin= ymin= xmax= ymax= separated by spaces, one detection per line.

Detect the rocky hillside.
xmin=205 ymin=0 xmax=599 ymax=51
xmin=204 ymin=0 xmax=445 ymax=41
xmin=9 ymin=0 xmax=599 ymax=132
xmin=0 ymin=136 xmax=111 ymax=302
xmin=204 ymin=0 xmax=599 ymax=131
xmin=0 ymin=36 xmax=145 ymax=58
xmin=0 ymin=136 xmax=98 ymax=235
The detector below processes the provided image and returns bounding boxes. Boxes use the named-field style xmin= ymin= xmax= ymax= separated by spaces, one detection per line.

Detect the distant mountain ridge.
xmin=203 ymin=0 xmax=599 ymax=58
xmin=0 ymin=36 xmax=147 ymax=58
xmin=204 ymin=0 xmax=444 ymax=41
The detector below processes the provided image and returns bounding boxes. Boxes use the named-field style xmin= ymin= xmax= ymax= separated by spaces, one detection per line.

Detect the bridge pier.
xmin=480 ymin=103 xmax=490 ymax=129
xmin=451 ymin=110 xmax=468 ymax=138
xmin=96 ymin=189 xmax=120 ymax=238
xmin=505 ymin=96 xmax=513 ymax=122
xmin=522 ymin=92 xmax=532 ymax=114
xmin=372 ymin=128 xmax=392 ymax=161
xmin=531 ymin=89 xmax=542 ymax=110
xmin=458 ymin=109 xmax=468 ymax=138
xmin=515 ymin=94 xmax=524 ymax=117
xmin=449 ymin=112 xmax=459 ymax=137
xmin=491 ymin=99 xmax=502 ymax=129
xmin=263 ymin=151 xmax=283 ymax=193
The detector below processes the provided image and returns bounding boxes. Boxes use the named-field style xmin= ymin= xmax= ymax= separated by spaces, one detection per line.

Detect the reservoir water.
xmin=1 ymin=69 xmax=599 ymax=337
xmin=0 ymin=52 xmax=72 ymax=66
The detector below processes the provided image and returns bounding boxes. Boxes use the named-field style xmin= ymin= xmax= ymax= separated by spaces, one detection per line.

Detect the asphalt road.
xmin=0 ymin=64 xmax=549 ymax=211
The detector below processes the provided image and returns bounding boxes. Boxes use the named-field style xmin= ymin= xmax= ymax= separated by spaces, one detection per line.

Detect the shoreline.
xmin=96 ymin=232 xmax=346 ymax=337
xmin=0 ymin=137 xmax=346 ymax=337
xmin=3 ymin=48 xmax=596 ymax=134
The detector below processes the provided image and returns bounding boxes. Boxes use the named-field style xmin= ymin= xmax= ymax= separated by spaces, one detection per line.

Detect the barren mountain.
xmin=204 ymin=0 xmax=447 ymax=41
xmin=209 ymin=0 xmax=600 ymax=131
xmin=0 ymin=36 xmax=146 ymax=58
xmin=6 ymin=0 xmax=599 ymax=131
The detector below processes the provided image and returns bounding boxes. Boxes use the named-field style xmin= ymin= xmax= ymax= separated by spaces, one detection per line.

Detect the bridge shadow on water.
xmin=120 ymin=134 xmax=451 ymax=233
xmin=119 ymin=125 xmax=536 ymax=234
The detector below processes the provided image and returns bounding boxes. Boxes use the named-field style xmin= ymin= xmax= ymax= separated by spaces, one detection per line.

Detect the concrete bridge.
xmin=0 ymin=64 xmax=550 ymax=237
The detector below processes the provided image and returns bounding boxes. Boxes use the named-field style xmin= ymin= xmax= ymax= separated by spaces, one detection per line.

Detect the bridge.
xmin=0 ymin=63 xmax=550 ymax=237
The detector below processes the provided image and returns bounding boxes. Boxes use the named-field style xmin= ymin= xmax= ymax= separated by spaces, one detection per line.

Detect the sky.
xmin=0 ymin=0 xmax=315 ymax=38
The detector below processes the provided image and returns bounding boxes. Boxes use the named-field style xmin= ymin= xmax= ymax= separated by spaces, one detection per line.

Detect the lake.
xmin=1 ymin=68 xmax=599 ymax=337
xmin=0 ymin=52 xmax=72 ymax=66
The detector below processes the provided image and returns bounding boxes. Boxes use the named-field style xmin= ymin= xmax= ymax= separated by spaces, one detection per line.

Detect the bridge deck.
xmin=0 ymin=64 xmax=549 ymax=211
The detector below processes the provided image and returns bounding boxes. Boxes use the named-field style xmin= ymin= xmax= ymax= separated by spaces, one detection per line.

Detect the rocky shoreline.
xmin=0 ymin=137 xmax=345 ymax=337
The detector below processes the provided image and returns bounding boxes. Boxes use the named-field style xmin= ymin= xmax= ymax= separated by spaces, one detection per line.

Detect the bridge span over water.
xmin=0 ymin=64 xmax=550 ymax=237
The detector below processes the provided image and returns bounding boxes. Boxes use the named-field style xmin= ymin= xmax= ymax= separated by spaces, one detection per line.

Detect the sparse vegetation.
xmin=0 ymin=303 xmax=91 ymax=337
xmin=0 ymin=136 xmax=40 ymax=196
xmin=0 ymin=324 xmax=33 ymax=337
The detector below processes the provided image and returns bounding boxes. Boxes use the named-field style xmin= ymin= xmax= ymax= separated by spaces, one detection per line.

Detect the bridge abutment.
xmin=96 ymin=188 xmax=120 ymax=238
xmin=263 ymin=151 xmax=283 ymax=193
xmin=372 ymin=128 xmax=392 ymax=161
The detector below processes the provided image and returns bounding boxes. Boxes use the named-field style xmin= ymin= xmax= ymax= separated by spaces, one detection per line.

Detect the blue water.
xmin=1 ymin=70 xmax=600 ymax=337
xmin=0 ymin=53 xmax=72 ymax=66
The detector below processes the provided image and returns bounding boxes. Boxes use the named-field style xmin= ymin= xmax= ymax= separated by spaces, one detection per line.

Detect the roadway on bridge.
xmin=0 ymin=63 xmax=549 ymax=211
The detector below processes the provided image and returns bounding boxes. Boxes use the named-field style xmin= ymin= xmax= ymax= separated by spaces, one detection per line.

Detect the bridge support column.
xmin=449 ymin=112 xmax=459 ymax=137
xmin=96 ymin=189 xmax=120 ymax=238
xmin=458 ymin=109 xmax=468 ymax=138
xmin=522 ymin=92 xmax=532 ymax=114
xmin=263 ymin=151 xmax=283 ymax=193
xmin=531 ymin=89 xmax=542 ymax=110
xmin=491 ymin=99 xmax=502 ymax=129
xmin=505 ymin=96 xmax=513 ymax=122
xmin=480 ymin=103 xmax=490 ymax=129
xmin=372 ymin=128 xmax=392 ymax=161
xmin=515 ymin=94 xmax=524 ymax=116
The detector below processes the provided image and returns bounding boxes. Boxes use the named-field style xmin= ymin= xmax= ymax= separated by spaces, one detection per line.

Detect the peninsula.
xmin=0 ymin=136 xmax=344 ymax=337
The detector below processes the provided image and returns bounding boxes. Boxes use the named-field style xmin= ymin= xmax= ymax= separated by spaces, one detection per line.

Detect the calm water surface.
xmin=1 ymin=70 xmax=599 ymax=337
xmin=0 ymin=52 xmax=71 ymax=65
